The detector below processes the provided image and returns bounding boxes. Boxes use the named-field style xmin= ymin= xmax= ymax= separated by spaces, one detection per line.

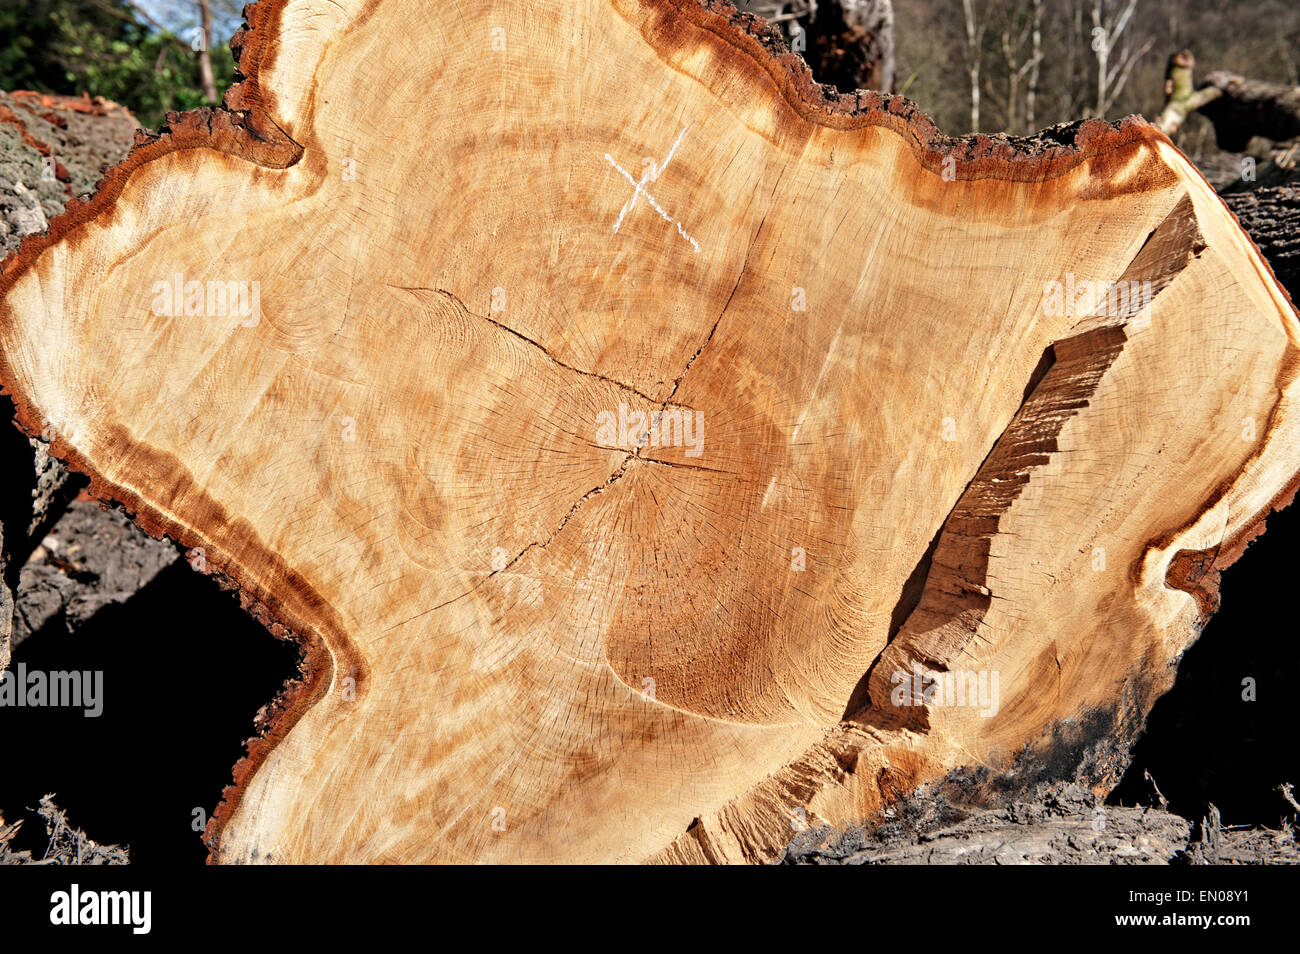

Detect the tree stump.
xmin=1 ymin=0 xmax=1298 ymax=864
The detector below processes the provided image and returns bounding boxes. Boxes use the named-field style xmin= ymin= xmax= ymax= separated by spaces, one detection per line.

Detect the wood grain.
xmin=1 ymin=0 xmax=1297 ymax=863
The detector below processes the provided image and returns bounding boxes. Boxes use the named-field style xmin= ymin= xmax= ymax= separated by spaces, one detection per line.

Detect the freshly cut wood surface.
xmin=1 ymin=0 xmax=1297 ymax=864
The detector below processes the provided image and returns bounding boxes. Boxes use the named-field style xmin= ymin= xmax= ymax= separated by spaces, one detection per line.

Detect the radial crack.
xmin=387 ymin=284 xmax=676 ymax=408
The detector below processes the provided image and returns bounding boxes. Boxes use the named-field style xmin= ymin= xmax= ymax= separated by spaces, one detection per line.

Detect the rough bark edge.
xmin=0 ymin=0 xmax=318 ymax=866
xmin=1 ymin=432 xmax=364 ymax=865
xmin=680 ymin=0 xmax=1166 ymax=180
xmin=0 ymin=0 xmax=300 ymax=287
xmin=0 ymin=0 xmax=1291 ymax=864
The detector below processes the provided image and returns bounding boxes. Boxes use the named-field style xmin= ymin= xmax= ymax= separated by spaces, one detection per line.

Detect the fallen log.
xmin=1198 ymin=72 xmax=1300 ymax=154
xmin=0 ymin=91 xmax=141 ymax=253
xmin=782 ymin=779 xmax=1300 ymax=865
xmin=1 ymin=0 xmax=1299 ymax=865
xmin=1156 ymin=50 xmax=1300 ymax=151
xmin=1222 ymin=182 xmax=1300 ymax=300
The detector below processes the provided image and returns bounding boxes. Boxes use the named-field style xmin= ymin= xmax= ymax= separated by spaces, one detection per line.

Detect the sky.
xmin=129 ymin=0 xmax=246 ymax=45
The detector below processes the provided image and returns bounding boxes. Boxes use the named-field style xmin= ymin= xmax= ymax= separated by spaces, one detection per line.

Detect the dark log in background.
xmin=0 ymin=500 xmax=299 ymax=864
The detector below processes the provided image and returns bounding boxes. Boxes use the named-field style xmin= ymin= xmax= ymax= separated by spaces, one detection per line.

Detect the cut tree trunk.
xmin=1 ymin=0 xmax=1298 ymax=865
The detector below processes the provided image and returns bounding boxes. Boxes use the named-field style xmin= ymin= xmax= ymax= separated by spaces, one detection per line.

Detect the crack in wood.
xmin=848 ymin=192 xmax=1206 ymax=726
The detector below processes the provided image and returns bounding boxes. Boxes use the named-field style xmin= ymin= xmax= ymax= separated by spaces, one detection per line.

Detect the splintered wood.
xmin=1 ymin=0 xmax=1297 ymax=863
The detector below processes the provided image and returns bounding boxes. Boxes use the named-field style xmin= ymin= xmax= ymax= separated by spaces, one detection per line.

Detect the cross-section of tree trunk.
xmin=1 ymin=0 xmax=1298 ymax=864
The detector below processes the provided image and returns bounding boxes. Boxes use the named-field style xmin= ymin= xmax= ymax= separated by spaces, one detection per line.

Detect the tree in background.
xmin=3 ymin=0 xmax=1300 ymax=148
xmin=961 ymin=0 xmax=982 ymax=130
xmin=0 ymin=0 xmax=237 ymax=128
xmin=1088 ymin=0 xmax=1152 ymax=117
xmin=892 ymin=0 xmax=1300 ymax=150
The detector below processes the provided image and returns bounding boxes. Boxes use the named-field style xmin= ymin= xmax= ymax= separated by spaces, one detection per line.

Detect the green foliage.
xmin=0 ymin=0 xmax=234 ymax=129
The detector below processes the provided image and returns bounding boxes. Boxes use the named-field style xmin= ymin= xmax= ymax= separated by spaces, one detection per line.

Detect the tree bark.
xmin=1 ymin=0 xmax=1299 ymax=865
xmin=0 ymin=89 xmax=139 ymax=668
xmin=1221 ymin=182 xmax=1300 ymax=299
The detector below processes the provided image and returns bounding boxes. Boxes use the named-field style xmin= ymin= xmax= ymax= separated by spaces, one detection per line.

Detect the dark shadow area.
xmin=840 ymin=518 xmax=943 ymax=721
xmin=0 ymin=560 xmax=300 ymax=863
xmin=1111 ymin=498 xmax=1300 ymax=827
xmin=0 ymin=396 xmax=79 ymax=592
